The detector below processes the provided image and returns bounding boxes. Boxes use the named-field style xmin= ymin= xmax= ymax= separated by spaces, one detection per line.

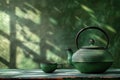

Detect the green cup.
xmin=40 ymin=62 xmax=57 ymax=73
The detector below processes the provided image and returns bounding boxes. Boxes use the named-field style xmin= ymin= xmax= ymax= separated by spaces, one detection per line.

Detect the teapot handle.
xmin=75 ymin=26 xmax=109 ymax=49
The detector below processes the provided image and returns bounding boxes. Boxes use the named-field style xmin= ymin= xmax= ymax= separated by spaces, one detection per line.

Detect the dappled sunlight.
xmin=23 ymin=42 xmax=40 ymax=55
xmin=75 ymin=16 xmax=81 ymax=21
xmin=16 ymin=24 xmax=40 ymax=42
xmin=16 ymin=7 xmax=41 ymax=24
xmin=49 ymin=17 xmax=58 ymax=25
xmin=12 ymin=1 xmax=68 ymax=68
xmin=46 ymin=50 xmax=66 ymax=63
xmin=79 ymin=4 xmax=103 ymax=27
xmin=92 ymin=34 xmax=107 ymax=45
xmin=90 ymin=18 xmax=101 ymax=26
xmin=89 ymin=13 xmax=97 ymax=20
xmin=80 ymin=4 xmax=94 ymax=13
xmin=48 ymin=31 xmax=54 ymax=35
xmin=105 ymin=25 xmax=116 ymax=33
xmin=46 ymin=40 xmax=61 ymax=52
xmin=0 ymin=11 xmax=10 ymax=35
xmin=53 ymin=7 xmax=62 ymax=13
xmin=0 ymin=38 xmax=9 ymax=68
xmin=0 ymin=11 xmax=10 ymax=68
xmin=17 ymin=47 xmax=38 ymax=69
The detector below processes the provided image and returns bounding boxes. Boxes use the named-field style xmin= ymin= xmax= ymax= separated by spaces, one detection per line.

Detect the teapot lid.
xmin=81 ymin=39 xmax=105 ymax=49
xmin=81 ymin=46 xmax=105 ymax=49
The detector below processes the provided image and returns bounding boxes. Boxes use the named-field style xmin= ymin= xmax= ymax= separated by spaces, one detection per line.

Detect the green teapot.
xmin=67 ymin=26 xmax=113 ymax=73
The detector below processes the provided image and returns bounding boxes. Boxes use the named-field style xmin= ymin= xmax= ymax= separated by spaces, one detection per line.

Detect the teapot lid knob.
xmin=89 ymin=39 xmax=95 ymax=45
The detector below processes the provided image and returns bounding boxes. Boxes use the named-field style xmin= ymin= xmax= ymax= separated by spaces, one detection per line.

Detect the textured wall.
xmin=0 ymin=0 xmax=120 ymax=69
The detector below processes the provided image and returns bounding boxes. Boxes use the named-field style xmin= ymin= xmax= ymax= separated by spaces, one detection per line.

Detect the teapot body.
xmin=72 ymin=49 xmax=113 ymax=73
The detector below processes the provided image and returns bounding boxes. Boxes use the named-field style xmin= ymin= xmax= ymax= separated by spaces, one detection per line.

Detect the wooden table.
xmin=0 ymin=69 xmax=120 ymax=80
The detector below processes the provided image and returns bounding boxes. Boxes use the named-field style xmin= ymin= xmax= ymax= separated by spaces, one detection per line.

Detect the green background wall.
xmin=0 ymin=0 xmax=120 ymax=69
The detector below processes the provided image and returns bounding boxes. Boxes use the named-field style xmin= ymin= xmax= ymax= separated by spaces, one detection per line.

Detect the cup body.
xmin=40 ymin=63 xmax=57 ymax=73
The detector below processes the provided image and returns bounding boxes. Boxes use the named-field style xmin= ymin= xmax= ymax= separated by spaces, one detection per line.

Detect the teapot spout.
xmin=66 ymin=48 xmax=74 ymax=66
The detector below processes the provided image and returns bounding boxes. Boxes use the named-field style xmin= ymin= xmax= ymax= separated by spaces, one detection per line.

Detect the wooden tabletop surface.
xmin=0 ymin=69 xmax=120 ymax=79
